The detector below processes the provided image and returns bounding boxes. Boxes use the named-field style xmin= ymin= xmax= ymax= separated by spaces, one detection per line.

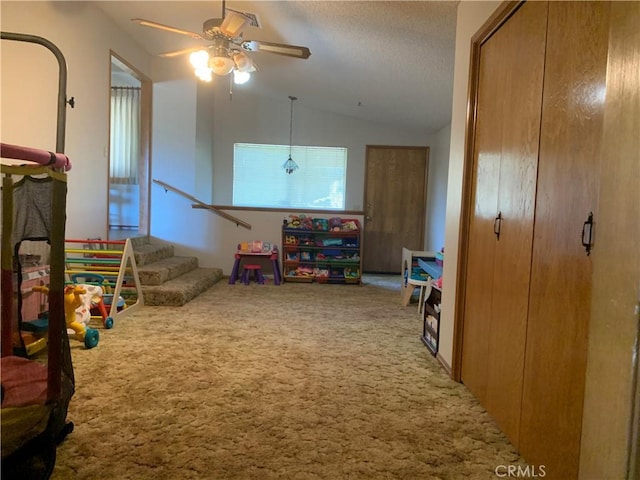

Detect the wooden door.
xmin=483 ymin=0 xmax=547 ymax=445
xmin=460 ymin=0 xmax=547 ymax=444
xmin=363 ymin=146 xmax=428 ymax=273
xmin=580 ymin=3 xmax=640 ymax=476
xmin=519 ymin=2 xmax=611 ymax=479
xmin=459 ymin=12 xmax=505 ymax=405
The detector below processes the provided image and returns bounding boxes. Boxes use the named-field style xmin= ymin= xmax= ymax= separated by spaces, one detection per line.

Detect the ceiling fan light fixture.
xmin=133 ymin=1 xmax=311 ymax=85
xmin=232 ymin=51 xmax=257 ymax=73
xmin=195 ymin=67 xmax=213 ymax=82
xmin=189 ymin=49 xmax=209 ymax=69
xmin=233 ymin=70 xmax=251 ymax=85
xmin=209 ymin=55 xmax=235 ymax=76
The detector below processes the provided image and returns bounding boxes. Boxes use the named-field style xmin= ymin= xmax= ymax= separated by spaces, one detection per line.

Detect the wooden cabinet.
xmin=282 ymin=219 xmax=362 ymax=284
xmin=459 ymin=2 xmax=612 ymax=478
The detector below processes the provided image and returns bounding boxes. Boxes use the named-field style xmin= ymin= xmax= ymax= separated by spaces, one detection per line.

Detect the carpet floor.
xmin=50 ymin=276 xmax=524 ymax=479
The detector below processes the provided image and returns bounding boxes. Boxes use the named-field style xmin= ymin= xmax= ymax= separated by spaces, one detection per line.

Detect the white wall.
xmin=426 ymin=124 xmax=451 ymax=252
xmin=439 ymin=1 xmax=501 ymax=369
xmin=1 ymin=1 xmax=151 ymax=240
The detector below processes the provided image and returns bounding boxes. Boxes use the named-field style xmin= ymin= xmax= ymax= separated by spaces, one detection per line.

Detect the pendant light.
xmin=283 ymin=96 xmax=299 ymax=174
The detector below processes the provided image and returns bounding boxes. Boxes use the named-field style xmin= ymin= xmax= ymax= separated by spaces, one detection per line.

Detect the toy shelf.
xmin=422 ymin=285 xmax=441 ymax=356
xmin=282 ymin=218 xmax=362 ymax=285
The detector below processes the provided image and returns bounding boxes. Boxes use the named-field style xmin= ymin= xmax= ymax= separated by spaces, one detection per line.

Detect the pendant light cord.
xmin=289 ymin=96 xmax=297 ymax=157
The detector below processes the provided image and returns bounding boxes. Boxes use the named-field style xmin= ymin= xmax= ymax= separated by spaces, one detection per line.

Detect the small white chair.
xmin=401 ymin=277 xmax=432 ymax=315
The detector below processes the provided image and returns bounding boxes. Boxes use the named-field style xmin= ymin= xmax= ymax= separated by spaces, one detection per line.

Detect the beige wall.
xmin=439 ymin=1 xmax=501 ymax=370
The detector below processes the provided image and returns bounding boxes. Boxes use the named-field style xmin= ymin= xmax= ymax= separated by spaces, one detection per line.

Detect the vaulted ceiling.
xmin=98 ymin=1 xmax=458 ymax=133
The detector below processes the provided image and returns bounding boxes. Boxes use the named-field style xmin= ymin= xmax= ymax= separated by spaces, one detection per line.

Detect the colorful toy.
xmin=342 ymin=220 xmax=359 ymax=231
xmin=285 ymin=214 xmax=313 ymax=230
xmin=285 ymin=235 xmax=298 ymax=245
xmin=313 ymin=218 xmax=329 ymax=231
xmin=296 ymin=266 xmax=314 ymax=276
xmin=70 ymin=273 xmax=119 ymax=328
xmin=344 ymin=267 xmax=360 ymax=278
xmin=313 ymin=268 xmax=329 ymax=278
xmin=64 ymin=285 xmax=100 ymax=348
xmin=329 ymin=217 xmax=342 ymax=231
xmin=32 ymin=285 xmax=99 ymax=349
xmin=73 ymin=283 xmax=115 ymax=330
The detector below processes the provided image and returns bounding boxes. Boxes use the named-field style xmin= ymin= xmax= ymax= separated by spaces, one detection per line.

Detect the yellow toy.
xmin=32 ymin=285 xmax=99 ymax=349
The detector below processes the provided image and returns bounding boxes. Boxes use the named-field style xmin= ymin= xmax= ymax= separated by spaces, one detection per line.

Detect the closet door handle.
xmin=581 ymin=212 xmax=594 ymax=256
xmin=493 ymin=212 xmax=502 ymax=240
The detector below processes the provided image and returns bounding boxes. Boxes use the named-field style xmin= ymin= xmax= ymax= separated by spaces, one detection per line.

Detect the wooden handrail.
xmin=153 ymin=179 xmax=252 ymax=230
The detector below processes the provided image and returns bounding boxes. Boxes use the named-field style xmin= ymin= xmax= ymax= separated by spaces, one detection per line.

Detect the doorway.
xmin=362 ymin=145 xmax=428 ymax=273
xmin=108 ymin=53 xmax=151 ymax=240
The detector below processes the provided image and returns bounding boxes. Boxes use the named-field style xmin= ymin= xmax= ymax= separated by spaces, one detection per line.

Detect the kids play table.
xmin=228 ymin=250 xmax=282 ymax=285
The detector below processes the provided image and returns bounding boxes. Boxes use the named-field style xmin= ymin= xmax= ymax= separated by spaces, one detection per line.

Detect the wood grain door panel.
xmin=461 ymin=0 xmax=547 ymax=445
xmin=579 ymin=3 xmax=640 ymax=477
xmin=519 ymin=2 xmax=611 ymax=478
xmin=484 ymin=0 xmax=547 ymax=445
xmin=460 ymin=18 xmax=504 ymax=405
xmin=363 ymin=146 xmax=428 ymax=273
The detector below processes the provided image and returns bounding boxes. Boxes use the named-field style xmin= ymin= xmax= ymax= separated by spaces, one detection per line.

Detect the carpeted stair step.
xmin=141 ymin=267 xmax=223 ymax=306
xmin=138 ymin=256 xmax=199 ymax=286
xmin=128 ymin=236 xmax=151 ymax=248
xmin=133 ymin=243 xmax=174 ymax=267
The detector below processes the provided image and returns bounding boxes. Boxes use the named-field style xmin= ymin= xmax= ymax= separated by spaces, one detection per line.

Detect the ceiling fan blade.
xmin=132 ymin=18 xmax=204 ymax=40
xmin=241 ymin=40 xmax=311 ymax=59
xmin=219 ymin=10 xmax=251 ymax=38
xmin=158 ymin=46 xmax=207 ymax=58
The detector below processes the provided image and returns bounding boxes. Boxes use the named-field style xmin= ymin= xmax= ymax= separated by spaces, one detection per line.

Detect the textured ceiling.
xmin=98 ymin=1 xmax=458 ymax=133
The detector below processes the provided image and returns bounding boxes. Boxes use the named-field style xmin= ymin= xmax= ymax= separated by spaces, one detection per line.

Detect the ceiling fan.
xmin=132 ymin=0 xmax=311 ymax=84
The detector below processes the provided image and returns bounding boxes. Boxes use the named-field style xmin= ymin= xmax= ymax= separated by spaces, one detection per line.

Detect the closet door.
xmin=459 ymin=16 xmax=503 ymax=404
xmin=460 ymin=1 xmax=547 ymax=444
xmin=580 ymin=2 xmax=640 ymax=477
xmin=519 ymin=2 xmax=611 ymax=479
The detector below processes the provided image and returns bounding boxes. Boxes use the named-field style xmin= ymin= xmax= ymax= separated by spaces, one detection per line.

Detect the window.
xmin=233 ymin=143 xmax=347 ymax=210
xmin=110 ymin=86 xmax=141 ymax=184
